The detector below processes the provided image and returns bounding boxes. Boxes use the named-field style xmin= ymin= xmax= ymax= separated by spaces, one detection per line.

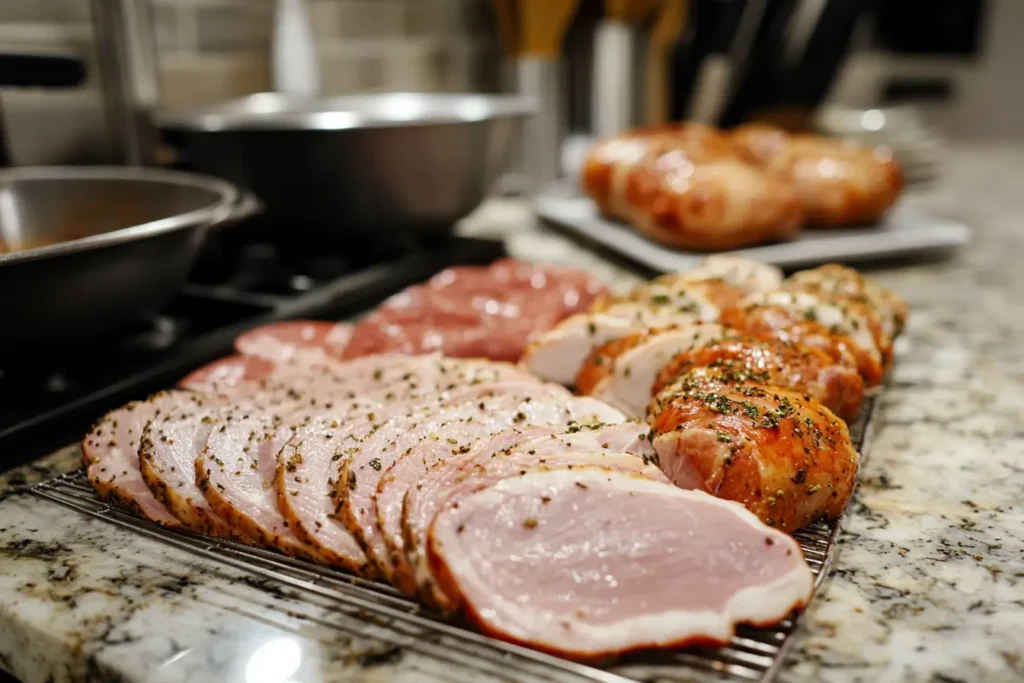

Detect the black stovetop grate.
xmin=0 ymin=235 xmax=506 ymax=469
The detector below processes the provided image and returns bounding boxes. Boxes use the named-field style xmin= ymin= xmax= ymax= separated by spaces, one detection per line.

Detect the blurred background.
xmin=0 ymin=0 xmax=1013 ymax=170
xmin=0 ymin=0 xmax=1000 ymax=465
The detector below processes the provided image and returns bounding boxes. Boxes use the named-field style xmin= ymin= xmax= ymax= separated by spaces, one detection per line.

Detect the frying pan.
xmin=0 ymin=166 xmax=255 ymax=363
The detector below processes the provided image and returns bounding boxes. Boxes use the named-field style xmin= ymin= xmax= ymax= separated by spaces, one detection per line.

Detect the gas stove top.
xmin=0 ymin=232 xmax=505 ymax=469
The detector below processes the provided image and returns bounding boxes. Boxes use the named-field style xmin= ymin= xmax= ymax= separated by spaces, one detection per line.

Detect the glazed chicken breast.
xmin=721 ymin=290 xmax=885 ymax=386
xmin=786 ymin=263 xmax=908 ymax=340
xmin=677 ymin=255 xmax=784 ymax=293
xmin=648 ymin=368 xmax=859 ymax=532
xmin=581 ymin=124 xmax=803 ymax=251
xmin=731 ymin=123 xmax=904 ymax=226
xmin=651 ymin=337 xmax=864 ymax=422
xmin=575 ymin=324 xmax=734 ymax=418
xmin=580 ymin=123 xmax=735 ymax=217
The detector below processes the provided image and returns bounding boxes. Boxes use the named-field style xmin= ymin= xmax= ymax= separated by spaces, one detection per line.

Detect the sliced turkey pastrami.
xmin=273 ymin=357 xmax=537 ymax=575
xmin=138 ymin=397 xmax=247 ymax=538
xmin=334 ymin=382 xmax=574 ymax=581
xmin=179 ymin=352 xmax=417 ymax=400
xmin=197 ymin=401 xmax=327 ymax=561
xmin=83 ymin=391 xmax=207 ymax=528
xmin=402 ymin=421 xmax=662 ymax=608
xmin=378 ymin=397 xmax=629 ymax=595
xmin=274 ymin=406 xmax=379 ymax=575
xmin=428 ymin=468 xmax=814 ymax=659
xmin=268 ymin=355 xmax=457 ymax=574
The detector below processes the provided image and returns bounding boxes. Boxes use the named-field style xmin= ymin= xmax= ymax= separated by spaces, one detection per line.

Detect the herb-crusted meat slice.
xmin=402 ymin=421 xmax=664 ymax=609
xmin=83 ymin=391 xmax=204 ymax=528
xmin=428 ymin=467 xmax=814 ymax=658
xmin=648 ymin=367 xmax=859 ymax=531
xmin=375 ymin=393 xmax=627 ymax=594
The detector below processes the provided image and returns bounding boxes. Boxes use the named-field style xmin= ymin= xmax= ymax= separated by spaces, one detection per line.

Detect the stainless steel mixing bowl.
xmin=156 ymin=92 xmax=534 ymax=247
xmin=0 ymin=166 xmax=249 ymax=361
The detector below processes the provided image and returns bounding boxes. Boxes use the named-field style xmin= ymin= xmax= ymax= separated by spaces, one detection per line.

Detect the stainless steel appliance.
xmin=156 ymin=93 xmax=533 ymax=246
xmin=0 ymin=167 xmax=248 ymax=362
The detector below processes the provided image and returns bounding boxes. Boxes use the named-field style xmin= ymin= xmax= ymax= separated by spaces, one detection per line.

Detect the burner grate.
xmin=29 ymin=395 xmax=880 ymax=683
xmin=0 ymin=236 xmax=506 ymax=466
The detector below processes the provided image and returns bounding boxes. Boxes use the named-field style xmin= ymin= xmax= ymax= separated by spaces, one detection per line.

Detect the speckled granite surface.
xmin=0 ymin=144 xmax=1022 ymax=682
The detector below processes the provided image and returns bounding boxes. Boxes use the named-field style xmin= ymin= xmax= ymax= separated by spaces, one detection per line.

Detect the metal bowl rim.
xmin=0 ymin=166 xmax=241 ymax=266
xmin=155 ymin=92 xmax=537 ymax=132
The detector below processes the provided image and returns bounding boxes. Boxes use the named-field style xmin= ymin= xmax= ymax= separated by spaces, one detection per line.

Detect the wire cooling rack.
xmin=30 ymin=394 xmax=880 ymax=682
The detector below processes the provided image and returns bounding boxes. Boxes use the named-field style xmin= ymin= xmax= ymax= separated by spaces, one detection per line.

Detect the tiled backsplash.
xmin=0 ymin=0 xmax=502 ymax=164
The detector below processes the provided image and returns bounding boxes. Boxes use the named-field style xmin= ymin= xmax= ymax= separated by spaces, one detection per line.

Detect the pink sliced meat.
xmin=342 ymin=259 xmax=607 ymax=362
xmin=400 ymin=421 xmax=664 ymax=608
xmin=179 ymin=352 xmax=400 ymax=401
xmin=177 ymin=352 xmax=370 ymax=399
xmin=138 ymin=398 xmax=252 ymax=539
xmin=82 ymin=391 xmax=204 ymax=528
xmin=334 ymin=382 xmax=590 ymax=580
xmin=275 ymin=407 xmax=379 ymax=575
xmin=428 ymin=468 xmax=815 ymax=659
xmin=234 ymin=320 xmax=353 ymax=362
xmin=197 ymin=401 xmax=326 ymax=561
xmin=180 ymin=350 xmax=535 ymax=403
xmin=178 ymin=354 xmax=277 ymax=395
xmin=381 ymin=412 xmax=647 ymax=598
xmin=274 ymin=356 xmax=538 ymax=575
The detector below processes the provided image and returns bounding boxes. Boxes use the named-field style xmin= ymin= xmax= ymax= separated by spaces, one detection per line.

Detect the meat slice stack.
xmin=521 ymin=258 xmax=776 ymax=387
xmin=580 ymin=122 xmax=904 ymax=249
xmin=580 ymin=124 xmax=804 ymax=251
xmin=429 ymin=468 xmax=812 ymax=658
xmin=402 ymin=421 xmax=666 ymax=609
xmin=83 ymin=333 xmax=817 ymax=657
xmin=342 ymin=259 xmax=608 ymax=362
xmin=80 ymin=255 xmax=904 ymax=660
xmin=539 ymin=256 xmax=904 ymax=533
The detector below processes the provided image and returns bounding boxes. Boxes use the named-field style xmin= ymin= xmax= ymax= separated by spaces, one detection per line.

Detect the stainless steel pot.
xmin=0 ymin=167 xmax=252 ymax=362
xmin=155 ymin=92 xmax=534 ymax=247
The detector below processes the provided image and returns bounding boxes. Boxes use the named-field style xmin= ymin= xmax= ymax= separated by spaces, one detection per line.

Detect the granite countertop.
xmin=1 ymin=143 xmax=1023 ymax=683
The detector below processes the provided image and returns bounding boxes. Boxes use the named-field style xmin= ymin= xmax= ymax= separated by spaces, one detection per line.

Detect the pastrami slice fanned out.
xmin=180 ymin=351 xmax=435 ymax=401
xmin=272 ymin=355 xmax=537 ymax=575
xmin=197 ymin=406 xmax=324 ymax=561
xmin=428 ymin=468 xmax=814 ymax=659
xmin=334 ymin=382 xmax=583 ymax=581
xmin=402 ymin=422 xmax=667 ymax=609
xmin=275 ymin=410 xmax=378 ymax=575
xmin=377 ymin=397 xmax=630 ymax=595
xmin=138 ymin=401 xmax=245 ymax=539
xmin=83 ymin=391 xmax=202 ymax=528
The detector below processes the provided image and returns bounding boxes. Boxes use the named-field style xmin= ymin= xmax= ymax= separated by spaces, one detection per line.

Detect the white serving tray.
xmin=534 ymin=180 xmax=971 ymax=272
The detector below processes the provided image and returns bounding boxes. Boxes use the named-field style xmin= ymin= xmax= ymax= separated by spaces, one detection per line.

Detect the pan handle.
xmin=210 ymin=189 xmax=264 ymax=231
